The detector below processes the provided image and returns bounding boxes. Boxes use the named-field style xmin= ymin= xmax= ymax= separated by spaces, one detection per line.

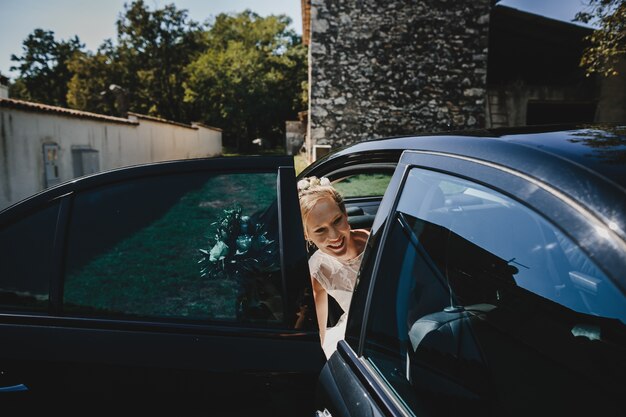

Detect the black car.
xmin=1 ymin=124 xmax=625 ymax=416
xmin=310 ymin=124 xmax=626 ymax=417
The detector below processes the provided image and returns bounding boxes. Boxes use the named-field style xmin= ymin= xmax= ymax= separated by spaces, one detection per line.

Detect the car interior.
xmin=387 ymin=180 xmax=626 ymax=415
xmin=326 ymin=163 xmax=397 ymax=231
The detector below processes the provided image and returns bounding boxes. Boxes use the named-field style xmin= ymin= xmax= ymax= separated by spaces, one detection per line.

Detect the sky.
xmin=0 ymin=0 xmax=593 ymax=81
xmin=499 ymin=0 xmax=593 ymax=25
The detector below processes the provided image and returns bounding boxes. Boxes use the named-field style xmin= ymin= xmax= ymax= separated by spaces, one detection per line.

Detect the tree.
xmin=66 ymin=40 xmax=127 ymax=115
xmin=114 ymin=0 xmax=206 ymax=121
xmin=67 ymin=0 xmax=205 ymax=120
xmin=10 ymin=29 xmax=85 ymax=106
xmin=575 ymin=0 xmax=626 ymax=76
xmin=183 ymin=11 xmax=307 ymax=152
xmin=9 ymin=2 xmax=308 ymax=152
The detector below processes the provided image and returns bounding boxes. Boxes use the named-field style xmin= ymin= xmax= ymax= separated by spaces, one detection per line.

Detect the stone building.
xmin=304 ymin=0 xmax=492 ymax=160
xmin=299 ymin=1 xmax=626 ymax=161
xmin=487 ymin=5 xmax=626 ymax=128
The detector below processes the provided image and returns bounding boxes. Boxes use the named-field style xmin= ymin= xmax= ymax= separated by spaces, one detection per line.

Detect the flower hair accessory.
xmin=297 ymin=176 xmax=331 ymax=193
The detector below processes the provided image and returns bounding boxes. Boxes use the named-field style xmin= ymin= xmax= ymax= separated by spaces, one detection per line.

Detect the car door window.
xmin=328 ymin=171 xmax=393 ymax=230
xmin=0 ymin=202 xmax=59 ymax=311
xmin=332 ymin=172 xmax=392 ymax=198
xmin=363 ymin=167 xmax=625 ymax=416
xmin=64 ymin=172 xmax=284 ymax=324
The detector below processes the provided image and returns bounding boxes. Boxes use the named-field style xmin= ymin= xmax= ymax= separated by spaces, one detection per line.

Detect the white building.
xmin=0 ymin=97 xmax=222 ymax=210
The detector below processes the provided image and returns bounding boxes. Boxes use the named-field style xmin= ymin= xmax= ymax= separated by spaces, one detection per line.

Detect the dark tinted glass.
xmin=64 ymin=172 xmax=283 ymax=323
xmin=364 ymin=167 xmax=625 ymax=416
xmin=0 ymin=202 xmax=58 ymax=311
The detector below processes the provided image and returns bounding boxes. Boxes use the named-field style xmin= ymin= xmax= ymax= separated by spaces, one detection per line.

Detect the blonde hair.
xmin=297 ymin=176 xmax=345 ymax=240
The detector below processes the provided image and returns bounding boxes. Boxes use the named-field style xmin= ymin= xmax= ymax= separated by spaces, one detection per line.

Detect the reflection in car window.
xmin=0 ymin=202 xmax=58 ymax=311
xmin=64 ymin=172 xmax=283 ymax=324
xmin=332 ymin=173 xmax=392 ymax=198
xmin=364 ymin=167 xmax=625 ymax=416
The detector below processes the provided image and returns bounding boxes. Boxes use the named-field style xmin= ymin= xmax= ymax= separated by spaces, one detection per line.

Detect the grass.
xmin=294 ymin=153 xmax=310 ymax=176
xmin=64 ymin=173 xmax=279 ymax=321
xmin=333 ymin=173 xmax=392 ymax=197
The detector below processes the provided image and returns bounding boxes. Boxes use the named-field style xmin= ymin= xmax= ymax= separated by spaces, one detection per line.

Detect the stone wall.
xmin=308 ymin=0 xmax=491 ymax=156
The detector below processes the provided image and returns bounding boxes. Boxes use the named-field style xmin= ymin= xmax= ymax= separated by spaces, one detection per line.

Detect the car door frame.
xmin=0 ymin=155 xmax=325 ymax=408
xmin=300 ymin=149 xmax=402 ymax=230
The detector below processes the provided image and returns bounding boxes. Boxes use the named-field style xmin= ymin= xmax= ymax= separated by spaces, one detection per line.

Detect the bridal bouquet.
xmin=198 ymin=205 xmax=278 ymax=281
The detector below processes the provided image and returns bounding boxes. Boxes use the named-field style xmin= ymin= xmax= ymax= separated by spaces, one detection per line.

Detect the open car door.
xmin=0 ymin=155 xmax=325 ymax=415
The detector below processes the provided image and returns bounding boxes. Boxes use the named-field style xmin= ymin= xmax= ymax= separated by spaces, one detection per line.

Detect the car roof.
xmin=314 ymin=124 xmax=626 ymax=241
xmin=323 ymin=124 xmax=626 ymax=189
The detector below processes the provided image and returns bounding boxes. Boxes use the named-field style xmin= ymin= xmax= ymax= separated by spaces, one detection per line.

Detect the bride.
xmin=298 ymin=176 xmax=370 ymax=359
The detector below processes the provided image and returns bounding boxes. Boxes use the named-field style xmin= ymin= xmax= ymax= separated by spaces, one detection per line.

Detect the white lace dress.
xmin=309 ymin=250 xmax=364 ymax=359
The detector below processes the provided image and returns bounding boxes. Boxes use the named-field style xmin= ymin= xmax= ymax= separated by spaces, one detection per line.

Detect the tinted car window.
xmin=0 ymin=202 xmax=58 ymax=311
xmin=364 ymin=167 xmax=625 ymax=416
xmin=64 ymin=172 xmax=283 ymax=323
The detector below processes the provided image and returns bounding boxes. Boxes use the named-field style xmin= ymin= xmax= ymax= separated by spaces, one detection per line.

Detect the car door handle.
xmin=0 ymin=383 xmax=29 ymax=392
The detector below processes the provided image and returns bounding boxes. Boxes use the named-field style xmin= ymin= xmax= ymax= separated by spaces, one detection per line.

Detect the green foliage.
xmin=9 ymin=2 xmax=307 ymax=152
xmin=66 ymin=40 xmax=125 ymax=115
xmin=7 ymin=78 xmax=29 ymax=99
xmin=112 ymin=0 xmax=206 ymax=120
xmin=575 ymin=0 xmax=626 ymax=77
xmin=183 ymin=10 xmax=308 ymax=151
xmin=10 ymin=28 xmax=85 ymax=106
xmin=66 ymin=0 xmax=205 ymax=119
xmin=333 ymin=174 xmax=393 ymax=198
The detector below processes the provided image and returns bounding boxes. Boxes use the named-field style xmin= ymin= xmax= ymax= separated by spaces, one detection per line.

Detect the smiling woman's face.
xmin=305 ymin=196 xmax=352 ymax=259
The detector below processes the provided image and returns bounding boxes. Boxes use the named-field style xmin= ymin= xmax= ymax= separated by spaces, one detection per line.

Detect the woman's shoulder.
xmin=309 ymin=249 xmax=349 ymax=273
xmin=308 ymin=250 xmax=336 ymax=287
xmin=352 ymin=229 xmax=370 ymax=255
xmin=351 ymin=228 xmax=370 ymax=252
xmin=352 ymin=228 xmax=370 ymax=239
